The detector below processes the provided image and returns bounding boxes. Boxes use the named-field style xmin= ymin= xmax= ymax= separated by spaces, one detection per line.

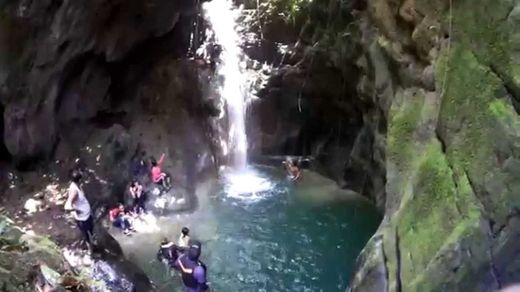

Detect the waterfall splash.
xmin=202 ymin=0 xmax=273 ymax=199
xmin=203 ymin=0 xmax=248 ymax=170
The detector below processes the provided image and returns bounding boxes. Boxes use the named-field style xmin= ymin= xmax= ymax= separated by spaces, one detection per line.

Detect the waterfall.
xmin=203 ymin=0 xmax=248 ymax=170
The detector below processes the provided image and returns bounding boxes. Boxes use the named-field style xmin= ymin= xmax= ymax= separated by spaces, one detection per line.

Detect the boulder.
xmin=23 ymin=198 xmax=43 ymax=214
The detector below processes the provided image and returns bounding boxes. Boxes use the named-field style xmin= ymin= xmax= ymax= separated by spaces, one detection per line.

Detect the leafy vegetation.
xmin=258 ymin=0 xmax=312 ymax=26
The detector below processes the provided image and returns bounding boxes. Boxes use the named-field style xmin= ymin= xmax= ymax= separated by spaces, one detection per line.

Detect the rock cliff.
xmin=351 ymin=0 xmax=520 ymax=290
xmin=0 ymin=0 xmax=199 ymax=167
xmin=245 ymin=0 xmax=519 ymax=290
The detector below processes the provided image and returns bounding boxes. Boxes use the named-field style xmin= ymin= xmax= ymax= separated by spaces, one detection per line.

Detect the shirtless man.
xmin=283 ymin=158 xmax=301 ymax=182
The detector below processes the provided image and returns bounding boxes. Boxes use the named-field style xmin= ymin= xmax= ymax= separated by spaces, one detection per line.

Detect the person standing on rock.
xmin=65 ymin=169 xmax=94 ymax=250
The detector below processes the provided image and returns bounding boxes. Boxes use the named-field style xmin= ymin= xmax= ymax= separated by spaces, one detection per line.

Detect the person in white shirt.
xmin=178 ymin=227 xmax=191 ymax=250
xmin=65 ymin=169 xmax=94 ymax=248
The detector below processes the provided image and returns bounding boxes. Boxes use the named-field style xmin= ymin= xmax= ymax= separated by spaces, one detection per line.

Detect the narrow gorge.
xmin=0 ymin=0 xmax=518 ymax=291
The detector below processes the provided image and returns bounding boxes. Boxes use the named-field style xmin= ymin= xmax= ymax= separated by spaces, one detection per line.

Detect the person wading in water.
xmin=178 ymin=227 xmax=191 ymax=251
xmin=65 ymin=169 xmax=94 ymax=251
xmin=282 ymin=158 xmax=301 ymax=182
xmin=177 ymin=241 xmax=210 ymax=292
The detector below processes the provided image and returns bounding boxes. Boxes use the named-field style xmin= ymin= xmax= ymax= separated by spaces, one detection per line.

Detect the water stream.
xmin=116 ymin=167 xmax=381 ymax=291
xmin=204 ymin=0 xmax=249 ymax=170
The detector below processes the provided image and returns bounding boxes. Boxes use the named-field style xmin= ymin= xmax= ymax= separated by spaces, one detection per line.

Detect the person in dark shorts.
xmin=65 ymin=170 xmax=94 ymax=249
xmin=129 ymin=180 xmax=146 ymax=214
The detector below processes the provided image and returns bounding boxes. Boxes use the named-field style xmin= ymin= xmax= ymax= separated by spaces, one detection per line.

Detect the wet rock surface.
xmin=0 ymin=213 xmax=151 ymax=291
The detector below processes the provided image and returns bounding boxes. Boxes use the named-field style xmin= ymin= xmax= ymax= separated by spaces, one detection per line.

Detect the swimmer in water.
xmin=282 ymin=158 xmax=301 ymax=182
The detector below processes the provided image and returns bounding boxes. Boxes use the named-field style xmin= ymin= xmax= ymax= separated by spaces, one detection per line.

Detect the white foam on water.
xmin=223 ymin=168 xmax=274 ymax=202
xmin=130 ymin=213 xmax=161 ymax=234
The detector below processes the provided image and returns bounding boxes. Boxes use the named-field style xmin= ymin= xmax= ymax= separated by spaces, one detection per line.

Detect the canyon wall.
xmin=351 ymin=0 xmax=520 ymax=290
xmin=245 ymin=0 xmax=520 ymax=290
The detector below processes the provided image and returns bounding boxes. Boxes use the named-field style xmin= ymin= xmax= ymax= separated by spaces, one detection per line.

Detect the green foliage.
xmin=259 ymin=0 xmax=311 ymax=26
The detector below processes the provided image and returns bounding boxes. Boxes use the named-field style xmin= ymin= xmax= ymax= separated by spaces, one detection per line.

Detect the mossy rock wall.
xmin=351 ymin=0 xmax=520 ymax=290
xmin=0 ymin=216 xmax=65 ymax=291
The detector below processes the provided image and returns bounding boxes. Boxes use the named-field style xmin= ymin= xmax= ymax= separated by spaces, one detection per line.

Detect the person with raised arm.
xmin=151 ymin=153 xmax=171 ymax=190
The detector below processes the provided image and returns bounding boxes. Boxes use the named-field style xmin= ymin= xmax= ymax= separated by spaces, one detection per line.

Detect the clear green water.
xmin=120 ymin=167 xmax=381 ymax=291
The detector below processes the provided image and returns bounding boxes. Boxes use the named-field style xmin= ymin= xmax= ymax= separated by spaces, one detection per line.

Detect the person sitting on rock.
xmin=129 ymin=179 xmax=146 ymax=214
xmin=109 ymin=203 xmax=134 ymax=235
xmin=151 ymin=153 xmax=171 ymax=190
xmin=178 ymin=227 xmax=191 ymax=250
xmin=282 ymin=158 xmax=301 ymax=182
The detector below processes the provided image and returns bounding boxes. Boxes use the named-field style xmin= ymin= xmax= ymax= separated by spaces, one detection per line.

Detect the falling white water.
xmin=201 ymin=0 xmax=274 ymax=199
xmin=203 ymin=0 xmax=248 ymax=170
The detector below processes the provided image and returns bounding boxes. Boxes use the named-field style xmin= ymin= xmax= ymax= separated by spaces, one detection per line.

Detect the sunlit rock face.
xmin=0 ymin=0 xmax=198 ymax=166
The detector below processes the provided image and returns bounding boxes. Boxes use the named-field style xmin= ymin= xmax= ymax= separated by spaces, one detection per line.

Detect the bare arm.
xmin=293 ymin=169 xmax=301 ymax=181
xmin=291 ymin=166 xmax=301 ymax=181
xmin=158 ymin=153 xmax=166 ymax=166
xmin=65 ymin=188 xmax=78 ymax=211
xmin=129 ymin=187 xmax=136 ymax=198
xmin=176 ymin=257 xmax=193 ymax=273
